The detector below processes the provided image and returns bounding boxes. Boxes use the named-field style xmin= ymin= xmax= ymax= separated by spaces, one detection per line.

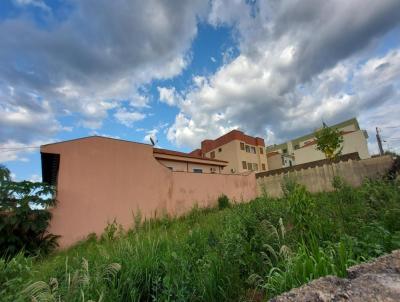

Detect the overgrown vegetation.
xmin=0 ymin=165 xmax=58 ymax=258
xmin=0 ymin=176 xmax=400 ymax=301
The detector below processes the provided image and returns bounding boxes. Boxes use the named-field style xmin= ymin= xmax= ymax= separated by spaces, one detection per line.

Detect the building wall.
xmin=294 ymin=130 xmax=370 ymax=165
xmin=205 ymin=140 xmax=240 ymax=173
xmin=267 ymin=153 xmax=283 ymax=170
xmin=257 ymin=156 xmax=393 ymax=197
xmin=41 ymin=137 xmax=257 ymax=248
xmin=205 ymin=140 xmax=268 ymax=173
xmin=341 ymin=130 xmax=370 ymax=159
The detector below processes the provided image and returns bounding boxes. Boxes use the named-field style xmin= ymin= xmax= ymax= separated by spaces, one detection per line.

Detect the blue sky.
xmin=1 ymin=0 xmax=400 ymax=181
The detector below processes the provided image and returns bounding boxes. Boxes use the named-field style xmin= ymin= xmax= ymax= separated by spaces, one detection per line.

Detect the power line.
xmin=0 ymin=146 xmax=40 ymax=150
xmin=0 ymin=146 xmax=40 ymax=153
xmin=381 ymin=125 xmax=400 ymax=129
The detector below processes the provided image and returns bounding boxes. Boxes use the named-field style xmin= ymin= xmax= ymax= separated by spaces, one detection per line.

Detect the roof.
xmin=153 ymin=148 xmax=228 ymax=165
xmin=40 ymin=135 xmax=227 ymax=166
xmin=41 ymin=135 xmax=152 ymax=147
xmin=200 ymin=129 xmax=265 ymax=154
xmin=189 ymin=149 xmax=202 ymax=157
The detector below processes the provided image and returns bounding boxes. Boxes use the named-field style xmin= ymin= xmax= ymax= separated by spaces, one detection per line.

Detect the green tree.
xmin=315 ymin=124 xmax=344 ymax=160
xmin=0 ymin=165 xmax=11 ymax=201
xmin=0 ymin=165 xmax=59 ymax=257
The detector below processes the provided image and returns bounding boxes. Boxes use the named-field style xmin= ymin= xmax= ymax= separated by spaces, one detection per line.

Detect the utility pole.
xmin=376 ymin=127 xmax=384 ymax=156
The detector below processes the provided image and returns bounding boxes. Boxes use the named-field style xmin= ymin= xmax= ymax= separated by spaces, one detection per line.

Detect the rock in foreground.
xmin=270 ymin=250 xmax=400 ymax=302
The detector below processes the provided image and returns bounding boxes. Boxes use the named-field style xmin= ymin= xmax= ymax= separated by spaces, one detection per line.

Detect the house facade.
xmin=266 ymin=118 xmax=370 ymax=169
xmin=190 ymin=130 xmax=268 ymax=174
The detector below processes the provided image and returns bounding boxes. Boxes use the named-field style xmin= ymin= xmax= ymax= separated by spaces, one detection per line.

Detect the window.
xmin=193 ymin=168 xmax=203 ymax=173
xmin=245 ymin=145 xmax=250 ymax=152
xmin=210 ymin=151 xmax=215 ymax=159
xmin=251 ymin=146 xmax=256 ymax=154
xmin=242 ymin=161 xmax=247 ymax=169
xmin=260 ymin=148 xmax=263 ymax=154
xmin=294 ymin=144 xmax=300 ymax=150
xmin=218 ymin=148 xmax=222 ymax=152
xmin=282 ymin=148 xmax=288 ymax=154
xmin=262 ymin=163 xmax=266 ymax=170
xmin=247 ymin=162 xmax=252 ymax=170
xmin=240 ymin=142 xmax=245 ymax=150
xmin=253 ymin=163 xmax=258 ymax=171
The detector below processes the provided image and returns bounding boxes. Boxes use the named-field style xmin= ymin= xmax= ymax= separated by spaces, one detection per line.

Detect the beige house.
xmin=190 ymin=130 xmax=268 ymax=174
xmin=266 ymin=118 xmax=370 ymax=169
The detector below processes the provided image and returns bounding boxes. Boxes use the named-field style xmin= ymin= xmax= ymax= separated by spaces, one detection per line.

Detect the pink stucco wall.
xmin=41 ymin=137 xmax=257 ymax=248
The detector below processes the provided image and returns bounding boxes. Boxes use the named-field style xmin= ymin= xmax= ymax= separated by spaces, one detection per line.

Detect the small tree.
xmin=315 ymin=124 xmax=344 ymax=160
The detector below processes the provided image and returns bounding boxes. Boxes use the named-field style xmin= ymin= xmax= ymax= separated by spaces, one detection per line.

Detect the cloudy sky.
xmin=1 ymin=0 xmax=400 ymax=180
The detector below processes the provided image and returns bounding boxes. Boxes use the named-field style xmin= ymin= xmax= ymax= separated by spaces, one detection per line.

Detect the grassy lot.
xmin=1 ymin=177 xmax=400 ymax=301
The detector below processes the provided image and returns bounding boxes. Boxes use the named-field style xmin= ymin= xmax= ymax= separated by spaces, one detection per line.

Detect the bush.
xmin=218 ymin=194 xmax=230 ymax=209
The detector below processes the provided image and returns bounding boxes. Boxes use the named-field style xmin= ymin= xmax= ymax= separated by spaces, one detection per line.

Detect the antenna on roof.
xmin=150 ymin=137 xmax=155 ymax=146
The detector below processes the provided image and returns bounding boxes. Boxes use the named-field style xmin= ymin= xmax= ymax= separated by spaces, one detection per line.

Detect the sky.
xmin=1 ymin=0 xmax=400 ymax=181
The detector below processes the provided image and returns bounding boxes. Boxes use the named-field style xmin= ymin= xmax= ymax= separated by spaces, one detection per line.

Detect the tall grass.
xmin=1 ymin=177 xmax=400 ymax=301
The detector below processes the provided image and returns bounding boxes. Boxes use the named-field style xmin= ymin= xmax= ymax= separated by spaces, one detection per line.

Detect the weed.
xmin=218 ymin=194 xmax=230 ymax=209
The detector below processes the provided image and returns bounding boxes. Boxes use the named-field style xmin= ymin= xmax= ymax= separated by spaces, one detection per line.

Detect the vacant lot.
xmin=1 ymin=177 xmax=400 ymax=301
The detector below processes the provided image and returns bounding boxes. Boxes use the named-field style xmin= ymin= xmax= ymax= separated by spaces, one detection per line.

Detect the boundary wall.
xmin=256 ymin=155 xmax=393 ymax=197
xmin=41 ymin=137 xmax=257 ymax=248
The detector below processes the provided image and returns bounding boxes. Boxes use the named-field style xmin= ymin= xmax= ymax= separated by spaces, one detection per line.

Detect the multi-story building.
xmin=190 ymin=130 xmax=268 ymax=174
xmin=266 ymin=118 xmax=370 ymax=169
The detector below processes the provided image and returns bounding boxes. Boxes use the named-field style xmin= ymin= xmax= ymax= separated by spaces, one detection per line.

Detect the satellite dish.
xmin=150 ymin=137 xmax=155 ymax=146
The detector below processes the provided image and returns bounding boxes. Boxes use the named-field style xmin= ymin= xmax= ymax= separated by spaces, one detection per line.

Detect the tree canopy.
xmin=315 ymin=124 xmax=344 ymax=160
